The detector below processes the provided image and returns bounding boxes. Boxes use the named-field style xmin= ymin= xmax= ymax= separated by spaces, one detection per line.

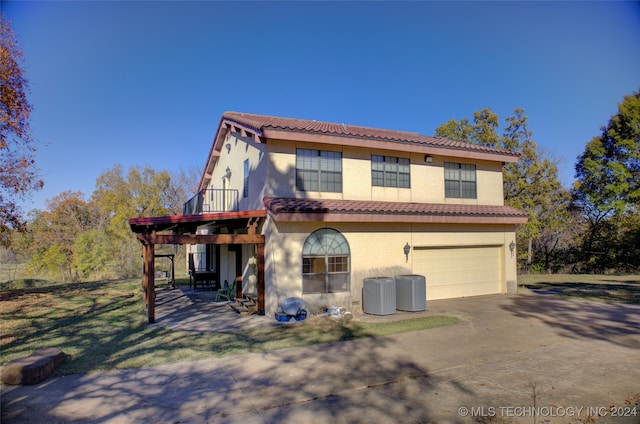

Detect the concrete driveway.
xmin=2 ymin=292 xmax=639 ymax=424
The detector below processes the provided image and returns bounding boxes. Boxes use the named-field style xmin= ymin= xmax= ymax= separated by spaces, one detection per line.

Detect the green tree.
xmin=92 ymin=165 xmax=176 ymax=276
xmin=435 ymin=117 xmax=474 ymax=143
xmin=0 ymin=16 xmax=43 ymax=247
xmin=436 ymin=108 xmax=570 ymax=272
xmin=573 ymin=90 xmax=639 ymax=218
xmin=72 ymin=229 xmax=115 ymax=279
xmin=26 ymin=191 xmax=94 ymax=280
xmin=93 ymin=165 xmax=173 ymax=234
xmin=572 ymin=89 xmax=640 ymax=271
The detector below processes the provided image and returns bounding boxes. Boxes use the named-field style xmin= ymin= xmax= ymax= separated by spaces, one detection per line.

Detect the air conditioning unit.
xmin=395 ymin=275 xmax=426 ymax=312
xmin=362 ymin=277 xmax=396 ymax=315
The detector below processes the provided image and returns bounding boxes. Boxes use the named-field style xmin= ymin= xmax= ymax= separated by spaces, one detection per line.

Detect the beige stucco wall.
xmin=205 ymin=133 xmax=267 ymax=211
xmin=205 ymin=135 xmax=506 ymax=208
xmin=263 ymin=218 xmax=518 ymax=316
xmin=263 ymin=139 xmax=505 ymax=205
xmin=199 ymin=133 xmax=516 ymax=316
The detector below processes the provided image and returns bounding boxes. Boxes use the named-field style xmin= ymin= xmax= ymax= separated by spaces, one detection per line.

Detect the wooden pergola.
xmin=129 ymin=210 xmax=267 ymax=323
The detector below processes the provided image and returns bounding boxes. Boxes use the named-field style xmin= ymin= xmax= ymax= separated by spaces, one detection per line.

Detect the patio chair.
xmin=216 ymin=279 xmax=236 ymax=302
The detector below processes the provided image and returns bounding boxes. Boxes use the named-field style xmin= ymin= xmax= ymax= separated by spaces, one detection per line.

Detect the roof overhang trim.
xmin=263 ymin=197 xmax=529 ymax=225
xmin=266 ymin=211 xmax=528 ymax=224
xmin=262 ymin=128 xmax=519 ymax=163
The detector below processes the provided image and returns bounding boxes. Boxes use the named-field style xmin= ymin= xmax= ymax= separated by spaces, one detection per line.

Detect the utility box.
xmin=395 ymin=275 xmax=426 ymax=312
xmin=362 ymin=277 xmax=396 ymax=315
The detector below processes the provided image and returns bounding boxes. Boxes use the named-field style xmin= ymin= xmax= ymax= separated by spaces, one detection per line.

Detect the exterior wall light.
xmin=509 ymin=240 xmax=516 ymax=257
xmin=404 ymin=242 xmax=411 ymax=262
xmin=225 ymin=167 xmax=232 ymax=180
xmin=424 ymin=155 xmax=433 ymax=163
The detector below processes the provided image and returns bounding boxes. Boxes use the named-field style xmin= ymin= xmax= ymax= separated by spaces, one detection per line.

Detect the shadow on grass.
xmin=1 ymin=281 xmax=473 ymax=423
xmin=523 ymin=280 xmax=640 ymax=303
xmin=2 ymin=333 xmax=459 ymax=423
xmin=0 ymin=279 xmax=125 ymax=300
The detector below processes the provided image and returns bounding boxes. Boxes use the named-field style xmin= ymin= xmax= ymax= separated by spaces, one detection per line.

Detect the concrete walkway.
xmin=2 ymin=291 xmax=639 ymax=424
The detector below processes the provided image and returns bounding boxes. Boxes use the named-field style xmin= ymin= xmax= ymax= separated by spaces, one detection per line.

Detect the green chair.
xmin=216 ymin=279 xmax=236 ymax=302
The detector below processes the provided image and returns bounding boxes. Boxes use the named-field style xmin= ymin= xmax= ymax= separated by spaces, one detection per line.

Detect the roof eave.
xmin=266 ymin=210 xmax=528 ymax=225
xmin=262 ymin=128 xmax=520 ymax=163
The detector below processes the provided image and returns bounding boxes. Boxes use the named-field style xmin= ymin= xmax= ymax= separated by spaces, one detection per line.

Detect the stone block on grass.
xmin=1 ymin=348 xmax=65 ymax=385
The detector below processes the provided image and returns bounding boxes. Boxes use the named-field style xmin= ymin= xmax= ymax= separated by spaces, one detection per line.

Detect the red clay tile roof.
xmin=264 ymin=197 xmax=529 ymax=224
xmin=222 ymin=112 xmax=519 ymax=158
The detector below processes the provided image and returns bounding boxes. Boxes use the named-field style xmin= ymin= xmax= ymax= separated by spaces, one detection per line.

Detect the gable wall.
xmin=205 ymin=133 xmax=267 ymax=211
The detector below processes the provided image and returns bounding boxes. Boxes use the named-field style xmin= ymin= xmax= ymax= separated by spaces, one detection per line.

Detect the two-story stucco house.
xmin=130 ymin=111 xmax=528 ymax=321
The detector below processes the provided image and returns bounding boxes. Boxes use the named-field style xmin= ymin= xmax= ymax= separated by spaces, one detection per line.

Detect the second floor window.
xmin=296 ymin=149 xmax=342 ymax=192
xmin=372 ymin=155 xmax=410 ymax=188
xmin=445 ymin=162 xmax=477 ymax=198
xmin=243 ymin=159 xmax=249 ymax=198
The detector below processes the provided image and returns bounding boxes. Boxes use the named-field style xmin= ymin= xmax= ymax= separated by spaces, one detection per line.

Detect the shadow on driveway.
xmin=502 ymin=294 xmax=640 ymax=349
xmin=2 ymin=330 xmax=475 ymax=423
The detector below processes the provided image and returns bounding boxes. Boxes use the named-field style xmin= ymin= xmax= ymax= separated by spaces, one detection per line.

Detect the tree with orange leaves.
xmin=0 ymin=15 xmax=43 ymax=247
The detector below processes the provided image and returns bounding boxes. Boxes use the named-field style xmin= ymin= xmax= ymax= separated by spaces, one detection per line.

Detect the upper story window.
xmin=372 ymin=155 xmax=410 ymax=188
xmin=445 ymin=162 xmax=477 ymax=198
xmin=296 ymin=149 xmax=342 ymax=192
xmin=243 ymin=159 xmax=249 ymax=198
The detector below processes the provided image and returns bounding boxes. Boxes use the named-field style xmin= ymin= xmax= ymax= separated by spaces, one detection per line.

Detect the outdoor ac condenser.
xmin=395 ymin=275 xmax=426 ymax=312
xmin=362 ymin=277 xmax=396 ymax=315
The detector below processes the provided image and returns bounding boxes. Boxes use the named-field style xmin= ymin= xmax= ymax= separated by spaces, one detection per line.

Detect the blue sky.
xmin=5 ymin=1 xmax=640 ymax=212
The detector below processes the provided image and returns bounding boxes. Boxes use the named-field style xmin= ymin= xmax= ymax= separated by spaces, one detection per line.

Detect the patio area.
xmin=150 ymin=286 xmax=278 ymax=333
xmin=150 ymin=284 xmax=446 ymax=333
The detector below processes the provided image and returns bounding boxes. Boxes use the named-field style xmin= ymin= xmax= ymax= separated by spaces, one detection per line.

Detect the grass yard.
xmin=0 ymin=263 xmax=26 ymax=284
xmin=0 ymin=278 xmax=459 ymax=376
xmin=518 ymin=273 xmax=640 ymax=303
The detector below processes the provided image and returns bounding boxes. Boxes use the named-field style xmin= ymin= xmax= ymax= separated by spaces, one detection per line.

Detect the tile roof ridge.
xmin=222 ymin=112 xmax=519 ymax=157
xmin=224 ymin=111 xmax=420 ymax=134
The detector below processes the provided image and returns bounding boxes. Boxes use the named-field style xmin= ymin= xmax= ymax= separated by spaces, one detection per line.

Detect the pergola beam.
xmin=137 ymin=233 xmax=264 ymax=245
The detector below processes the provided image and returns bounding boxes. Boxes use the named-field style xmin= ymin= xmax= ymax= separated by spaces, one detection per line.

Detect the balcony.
xmin=183 ymin=189 xmax=239 ymax=215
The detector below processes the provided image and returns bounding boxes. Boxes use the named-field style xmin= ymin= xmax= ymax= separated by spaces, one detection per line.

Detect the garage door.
xmin=413 ymin=246 xmax=502 ymax=300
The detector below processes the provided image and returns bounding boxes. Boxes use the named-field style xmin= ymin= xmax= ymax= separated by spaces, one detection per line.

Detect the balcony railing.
xmin=183 ymin=189 xmax=239 ymax=215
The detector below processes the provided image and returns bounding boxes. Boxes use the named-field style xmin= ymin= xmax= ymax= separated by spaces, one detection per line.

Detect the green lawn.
xmin=4 ymin=274 xmax=636 ymax=377
xmin=0 ymin=278 xmax=459 ymax=376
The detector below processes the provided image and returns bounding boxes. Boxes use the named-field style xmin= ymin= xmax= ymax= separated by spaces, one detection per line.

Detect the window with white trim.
xmin=302 ymin=228 xmax=350 ymax=294
xmin=445 ymin=162 xmax=477 ymax=198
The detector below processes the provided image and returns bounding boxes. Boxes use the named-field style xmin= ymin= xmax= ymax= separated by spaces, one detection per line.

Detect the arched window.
xmin=302 ymin=228 xmax=350 ymax=294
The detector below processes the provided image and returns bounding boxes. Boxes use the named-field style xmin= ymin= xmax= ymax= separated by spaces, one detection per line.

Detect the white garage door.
xmin=413 ymin=246 xmax=502 ymax=300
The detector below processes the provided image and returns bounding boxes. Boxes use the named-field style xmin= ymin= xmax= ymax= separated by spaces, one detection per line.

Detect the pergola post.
xmin=143 ymin=242 xmax=156 ymax=323
xmin=257 ymin=242 xmax=265 ymax=315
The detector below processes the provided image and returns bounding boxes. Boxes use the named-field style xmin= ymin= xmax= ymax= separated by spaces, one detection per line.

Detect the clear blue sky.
xmin=5 ymin=1 xmax=640 ymax=212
